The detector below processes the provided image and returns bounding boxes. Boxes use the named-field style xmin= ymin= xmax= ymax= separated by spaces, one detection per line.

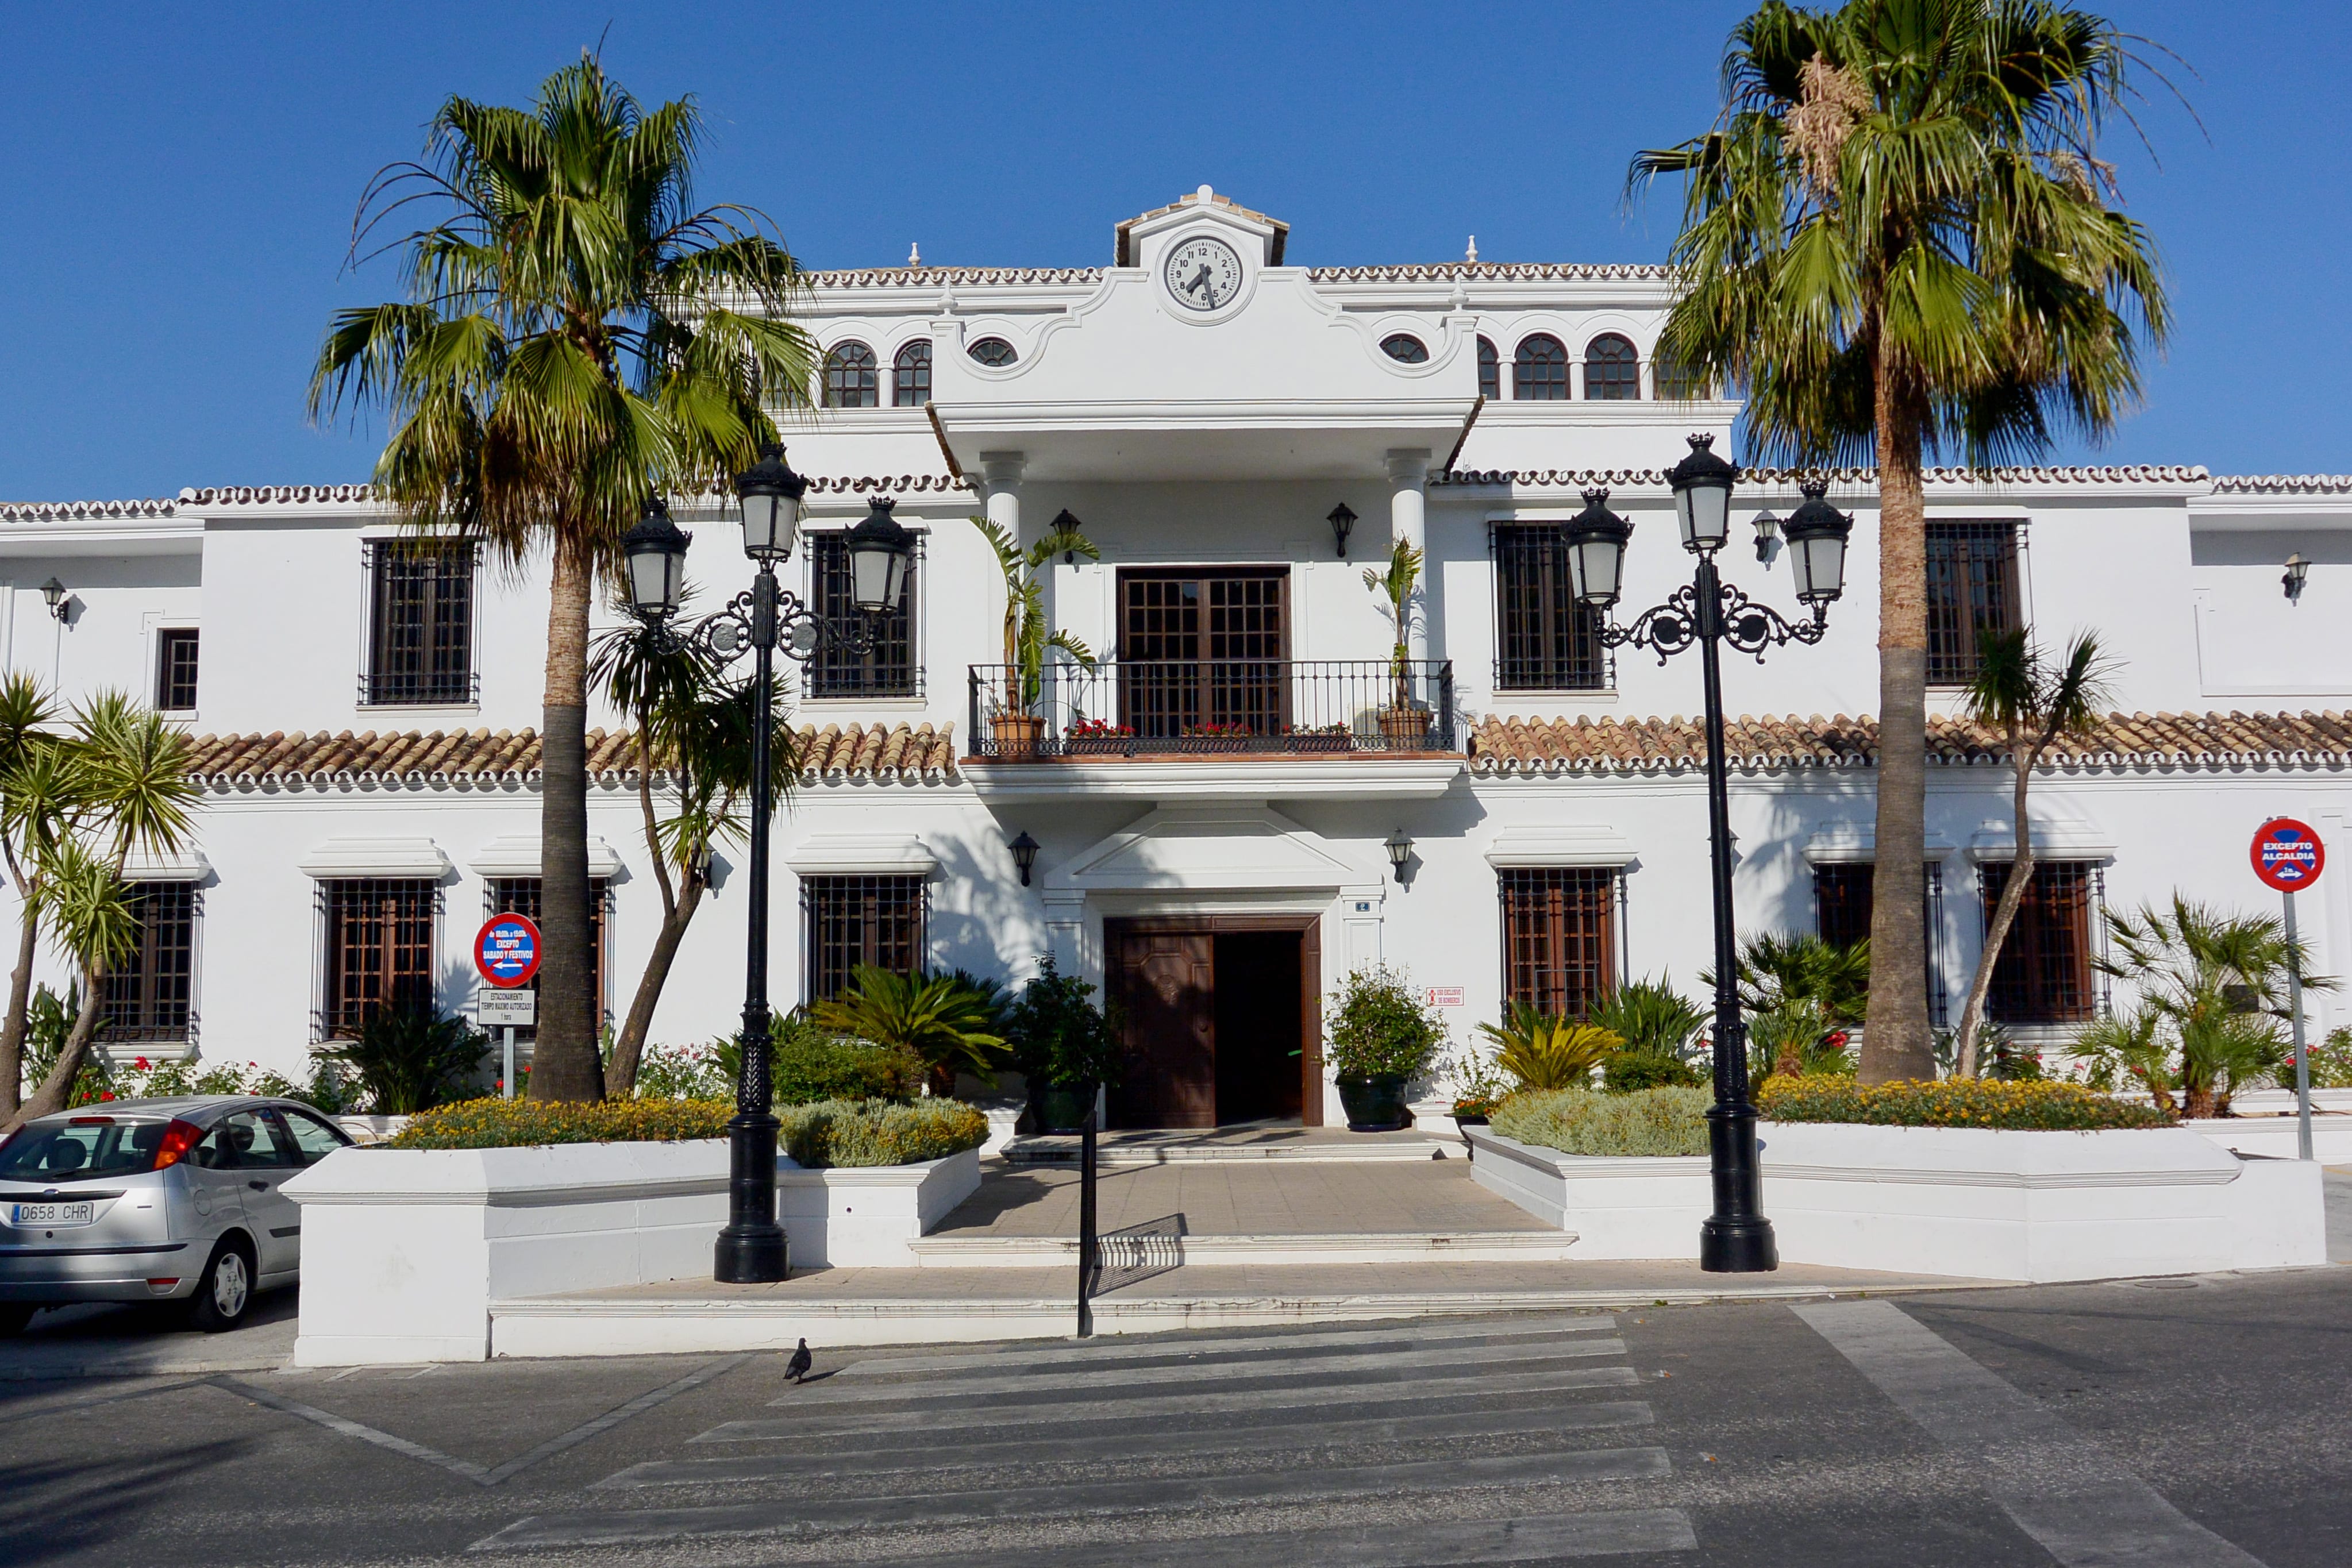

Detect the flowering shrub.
xmin=1066 ymin=718 xmax=1134 ymax=738
xmin=779 ymin=1098 xmax=990 ymax=1168
xmin=389 ymin=1097 xmax=734 ymax=1148
xmin=1758 ymin=1076 xmax=2175 ymax=1131
xmin=1491 ymin=1086 xmax=1709 ymax=1156
xmin=78 ymin=1055 xmax=322 ymax=1109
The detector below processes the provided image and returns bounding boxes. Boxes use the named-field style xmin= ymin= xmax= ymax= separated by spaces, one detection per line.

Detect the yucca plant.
xmin=1479 ymin=1004 xmax=1624 ymax=1092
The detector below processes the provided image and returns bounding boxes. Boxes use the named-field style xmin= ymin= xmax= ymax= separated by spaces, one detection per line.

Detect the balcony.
xmin=963 ymin=660 xmax=1465 ymax=803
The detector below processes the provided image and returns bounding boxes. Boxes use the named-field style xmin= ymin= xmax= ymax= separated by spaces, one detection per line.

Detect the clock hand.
xmin=1185 ymin=264 xmax=1212 ymax=299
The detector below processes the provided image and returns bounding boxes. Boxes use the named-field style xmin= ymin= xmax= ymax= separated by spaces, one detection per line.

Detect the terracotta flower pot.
xmin=992 ymin=712 xmax=1046 ymax=758
xmin=1377 ymin=708 xmax=1429 ymax=748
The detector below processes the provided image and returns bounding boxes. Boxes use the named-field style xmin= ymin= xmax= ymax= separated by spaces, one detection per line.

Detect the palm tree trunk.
xmin=532 ymin=534 xmax=603 ymax=1102
xmin=1955 ymin=726 xmax=2037 ymax=1078
xmin=0 ymin=904 xmax=39 ymax=1118
xmin=7 ymin=962 xmax=109 ymax=1129
xmin=1860 ymin=365 xmax=1937 ymax=1084
xmin=605 ymin=731 xmax=698 ymax=1098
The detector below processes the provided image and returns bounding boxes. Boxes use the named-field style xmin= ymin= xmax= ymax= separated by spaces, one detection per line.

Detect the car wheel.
xmin=0 ymin=1303 xmax=34 ymax=1337
xmin=187 ymin=1240 xmax=253 ymax=1333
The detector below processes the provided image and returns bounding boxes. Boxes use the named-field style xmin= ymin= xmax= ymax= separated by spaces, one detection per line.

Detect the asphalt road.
xmin=1 ymin=1263 xmax=2347 ymax=1567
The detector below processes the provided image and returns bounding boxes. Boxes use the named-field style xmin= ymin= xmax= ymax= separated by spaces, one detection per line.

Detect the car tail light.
xmin=153 ymin=1119 xmax=202 ymax=1171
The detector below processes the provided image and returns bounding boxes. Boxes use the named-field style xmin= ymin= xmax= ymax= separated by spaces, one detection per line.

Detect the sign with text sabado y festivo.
xmin=474 ymin=913 xmax=542 ymax=987
xmin=2251 ymin=818 xmax=2326 ymax=893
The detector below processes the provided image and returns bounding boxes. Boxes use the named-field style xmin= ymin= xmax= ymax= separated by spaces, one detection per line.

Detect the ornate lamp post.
xmin=1563 ymin=435 xmax=1853 ymax=1273
xmin=621 ymin=445 xmax=914 ymax=1283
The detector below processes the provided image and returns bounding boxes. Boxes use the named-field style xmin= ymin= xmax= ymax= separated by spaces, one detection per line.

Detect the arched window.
xmin=1513 ymin=334 xmax=1568 ymax=400
xmin=822 ymin=341 xmax=877 ymax=408
xmin=967 ymin=336 xmax=1017 ymax=367
xmin=1380 ymin=333 xmax=1429 ymax=364
xmin=1584 ymin=334 xmax=1640 ymax=400
xmin=892 ymin=340 xmax=932 ymax=407
xmin=1654 ymin=353 xmax=1708 ymax=401
xmin=1477 ymin=336 xmax=1499 ymax=400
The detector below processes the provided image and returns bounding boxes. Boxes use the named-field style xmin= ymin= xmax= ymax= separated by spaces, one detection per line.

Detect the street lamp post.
xmin=1563 ymin=435 xmax=1853 ymax=1273
xmin=621 ymin=445 xmax=914 ymax=1284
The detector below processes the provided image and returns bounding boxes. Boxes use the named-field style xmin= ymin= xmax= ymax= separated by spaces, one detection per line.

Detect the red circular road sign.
xmin=2251 ymin=818 xmax=2326 ymax=893
xmin=474 ymin=914 xmax=542 ymax=987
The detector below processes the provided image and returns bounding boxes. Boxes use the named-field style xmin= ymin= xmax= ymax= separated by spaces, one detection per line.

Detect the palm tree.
xmin=975 ymin=515 xmax=1098 ymax=718
xmin=309 ymin=55 xmax=814 ymax=1101
xmin=1706 ymin=930 xmax=1872 ymax=1026
xmin=812 ymin=966 xmax=1007 ymax=1097
xmin=1950 ymin=626 xmax=2114 ymax=1074
xmin=8 ymin=696 xmax=200 ymax=1127
xmin=589 ymin=615 xmax=798 ymax=1096
xmin=1631 ymin=0 xmax=2173 ymax=1082
xmin=0 ymin=673 xmax=67 ymax=1118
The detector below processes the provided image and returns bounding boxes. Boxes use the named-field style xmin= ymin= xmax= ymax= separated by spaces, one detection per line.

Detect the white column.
xmin=1387 ymin=448 xmax=1431 ymax=670
xmin=1042 ymin=889 xmax=1086 ymax=977
xmin=979 ymin=453 xmax=1025 ymax=696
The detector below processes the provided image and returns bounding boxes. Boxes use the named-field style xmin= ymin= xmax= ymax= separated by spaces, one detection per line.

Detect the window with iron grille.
xmin=1512 ymin=334 xmax=1569 ymax=400
xmin=806 ymin=533 xmax=918 ymax=697
xmin=1813 ymin=860 xmax=1949 ymax=1024
xmin=822 ymin=341 xmax=878 ymax=408
xmin=1476 ymin=336 xmax=1499 ymax=400
xmin=485 ymin=877 xmax=609 ymax=1028
xmin=892 ymin=340 xmax=931 ymax=406
xmin=802 ymin=875 xmax=927 ymax=1003
xmin=1654 ymin=355 xmax=1708 ymax=400
xmin=1925 ymin=521 xmax=2023 ymax=685
xmin=1584 ymin=334 xmax=1641 ymax=400
xmin=363 ymin=540 xmax=476 ymax=705
xmin=318 ymin=879 xmax=438 ymax=1038
xmin=102 ymin=882 xmax=196 ymax=1045
xmin=1980 ymin=859 xmax=2101 ymax=1024
xmin=155 ymin=629 xmax=199 ymax=712
xmin=1500 ymin=868 xmax=1616 ymax=1016
xmin=1492 ymin=526 xmax=1609 ymax=690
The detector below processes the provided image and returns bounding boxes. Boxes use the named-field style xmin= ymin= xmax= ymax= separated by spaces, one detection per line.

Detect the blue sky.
xmin=0 ymin=2 xmax=2339 ymax=499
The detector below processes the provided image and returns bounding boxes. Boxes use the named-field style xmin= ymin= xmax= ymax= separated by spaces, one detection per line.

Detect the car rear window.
xmin=0 ymin=1119 xmax=167 ymax=1183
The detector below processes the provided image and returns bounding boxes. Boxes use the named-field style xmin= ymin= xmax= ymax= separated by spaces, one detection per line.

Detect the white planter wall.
xmin=283 ymin=1141 xmax=981 ymax=1365
xmin=1468 ymin=1121 xmax=2327 ymax=1282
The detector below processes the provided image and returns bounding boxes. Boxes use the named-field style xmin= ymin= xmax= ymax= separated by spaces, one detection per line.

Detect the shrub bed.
xmin=779 ymin=1098 xmax=990 ymax=1168
xmin=1491 ymin=1085 xmax=1709 ymax=1157
xmin=390 ymin=1097 xmax=734 ymax=1149
xmin=1758 ymin=1076 xmax=2176 ymax=1131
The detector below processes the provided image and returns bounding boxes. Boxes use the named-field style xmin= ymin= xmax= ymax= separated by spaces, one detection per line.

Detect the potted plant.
xmin=1006 ymin=956 xmax=1123 ymax=1133
xmin=1325 ymin=964 xmax=1446 ymax=1131
xmin=1362 ymin=538 xmax=1427 ymax=748
xmin=1438 ymin=1047 xmax=1511 ymax=1156
xmin=976 ymin=514 xmax=1098 ymax=758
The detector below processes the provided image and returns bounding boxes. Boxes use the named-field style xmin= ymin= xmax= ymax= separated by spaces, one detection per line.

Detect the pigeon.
xmin=786 ymin=1338 xmax=813 ymax=1383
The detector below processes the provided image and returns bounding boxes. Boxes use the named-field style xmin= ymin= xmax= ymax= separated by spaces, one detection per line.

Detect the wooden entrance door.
xmin=1107 ymin=927 xmax=1216 ymax=1128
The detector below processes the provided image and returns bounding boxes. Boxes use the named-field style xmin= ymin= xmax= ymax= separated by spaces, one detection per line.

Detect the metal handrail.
xmin=968 ymin=657 xmax=1458 ymax=758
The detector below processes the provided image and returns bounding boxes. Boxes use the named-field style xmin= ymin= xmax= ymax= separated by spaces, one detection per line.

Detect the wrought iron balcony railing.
xmin=968 ymin=658 xmax=1458 ymax=759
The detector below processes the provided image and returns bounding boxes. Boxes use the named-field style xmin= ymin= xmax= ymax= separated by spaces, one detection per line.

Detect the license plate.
xmin=10 ymin=1202 xmax=94 ymax=1227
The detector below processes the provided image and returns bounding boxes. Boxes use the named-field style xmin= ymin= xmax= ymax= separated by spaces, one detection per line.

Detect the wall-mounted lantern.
xmin=40 ymin=579 xmax=67 ymax=622
xmin=1327 ymin=503 xmax=1358 ymax=560
xmin=1009 ymin=830 xmax=1040 ymax=887
xmin=1751 ymin=510 xmax=1781 ymax=564
xmin=2284 ymin=552 xmax=2310 ymax=603
xmin=1384 ymin=827 xmax=1413 ymax=883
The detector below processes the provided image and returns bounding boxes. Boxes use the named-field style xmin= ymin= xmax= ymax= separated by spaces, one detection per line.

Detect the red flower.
xmin=100 ymin=1092 xmax=115 ymax=1101
xmin=134 ymin=1056 xmax=151 ymax=1071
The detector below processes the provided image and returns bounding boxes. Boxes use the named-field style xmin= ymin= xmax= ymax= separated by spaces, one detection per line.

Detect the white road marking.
xmin=837 ymin=1314 xmax=1617 ymax=1376
xmin=841 ymin=1511 xmax=1700 ymax=1567
xmin=1796 ymin=1300 xmax=2270 ymax=1568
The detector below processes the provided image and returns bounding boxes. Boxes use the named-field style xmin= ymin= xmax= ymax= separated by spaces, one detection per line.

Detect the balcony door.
xmin=1118 ymin=568 xmax=1288 ymax=740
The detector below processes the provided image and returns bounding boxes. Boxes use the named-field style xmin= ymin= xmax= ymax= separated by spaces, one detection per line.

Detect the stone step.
xmin=1001 ymin=1134 xmax=1458 ymax=1165
xmin=904 ymin=1231 xmax=1581 ymax=1267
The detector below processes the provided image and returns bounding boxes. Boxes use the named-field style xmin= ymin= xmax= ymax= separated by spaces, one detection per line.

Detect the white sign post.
xmin=478 ymin=987 xmax=536 ymax=1099
xmin=2250 ymin=819 xmax=2325 ymax=1161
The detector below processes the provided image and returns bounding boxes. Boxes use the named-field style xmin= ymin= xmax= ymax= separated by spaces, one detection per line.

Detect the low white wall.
xmin=1760 ymin=1121 xmax=2327 ymax=1282
xmin=2187 ymin=1115 xmax=2352 ymax=1162
xmin=284 ymin=1141 xmax=982 ymax=1365
xmin=1466 ymin=1121 xmax=2328 ymax=1282
xmin=1468 ymin=1129 xmax=1708 ymax=1259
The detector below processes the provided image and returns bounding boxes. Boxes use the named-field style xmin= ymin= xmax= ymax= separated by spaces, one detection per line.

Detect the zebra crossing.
xmin=474 ymin=1311 xmax=1700 ymax=1562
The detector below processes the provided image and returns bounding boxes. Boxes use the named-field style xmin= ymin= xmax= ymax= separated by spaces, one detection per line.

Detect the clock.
xmin=1163 ymin=234 xmax=1244 ymax=311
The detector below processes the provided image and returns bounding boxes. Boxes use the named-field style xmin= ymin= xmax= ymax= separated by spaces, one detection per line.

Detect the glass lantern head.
xmin=1562 ymin=487 xmax=1634 ymax=608
xmin=844 ymin=496 xmax=915 ymax=614
xmin=1667 ymin=432 xmax=1738 ymax=553
xmin=621 ymin=496 xmax=692 ymax=621
xmin=733 ymin=442 xmax=807 ymax=562
xmin=1780 ymin=479 xmax=1856 ymax=605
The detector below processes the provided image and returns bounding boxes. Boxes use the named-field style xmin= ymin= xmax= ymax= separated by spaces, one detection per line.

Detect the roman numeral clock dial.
xmin=1164 ymin=235 xmax=1243 ymax=311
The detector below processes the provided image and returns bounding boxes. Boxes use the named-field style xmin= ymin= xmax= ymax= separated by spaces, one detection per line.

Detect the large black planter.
xmin=1034 ymin=1084 xmax=1094 ymax=1135
xmin=1337 ymin=1074 xmax=1411 ymax=1132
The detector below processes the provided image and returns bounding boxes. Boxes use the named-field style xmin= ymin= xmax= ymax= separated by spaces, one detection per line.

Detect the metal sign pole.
xmin=504 ymin=1026 xmax=517 ymax=1101
xmin=1077 ymin=1092 xmax=1099 ymax=1339
xmin=2286 ymin=890 xmax=2313 ymax=1161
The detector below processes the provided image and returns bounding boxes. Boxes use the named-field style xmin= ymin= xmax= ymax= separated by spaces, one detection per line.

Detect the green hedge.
xmin=1757 ymin=1076 xmax=2175 ymax=1131
xmin=390 ymin=1097 xmax=734 ymax=1148
xmin=779 ymin=1098 xmax=990 ymax=1168
xmin=1489 ymin=1085 xmax=1710 ymax=1157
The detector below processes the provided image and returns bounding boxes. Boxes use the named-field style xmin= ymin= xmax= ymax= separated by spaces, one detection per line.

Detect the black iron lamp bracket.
xmin=642 ymin=570 xmax=886 ymax=665
xmin=1600 ymin=576 xmax=1829 ymax=667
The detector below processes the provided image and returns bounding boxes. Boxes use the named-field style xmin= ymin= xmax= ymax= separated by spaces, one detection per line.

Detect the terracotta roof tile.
xmin=184 ymin=723 xmax=957 ymax=786
xmin=1468 ymin=711 xmax=2352 ymax=774
xmin=1435 ymin=463 xmax=2208 ymax=490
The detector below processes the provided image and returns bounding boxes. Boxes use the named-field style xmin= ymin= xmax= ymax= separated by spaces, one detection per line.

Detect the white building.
xmin=6 ymin=186 xmax=2351 ymax=1126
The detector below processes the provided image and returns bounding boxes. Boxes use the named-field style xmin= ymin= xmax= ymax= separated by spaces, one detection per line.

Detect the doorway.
xmin=1104 ymin=915 xmax=1322 ymax=1130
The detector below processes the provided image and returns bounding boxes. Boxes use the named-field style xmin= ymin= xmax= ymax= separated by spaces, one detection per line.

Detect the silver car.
xmin=0 ymin=1095 xmax=353 ymax=1335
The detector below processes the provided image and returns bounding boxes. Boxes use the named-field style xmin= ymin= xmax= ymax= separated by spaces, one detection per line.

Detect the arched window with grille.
xmin=1477 ymin=336 xmax=1499 ymax=400
xmin=1380 ymin=333 xmax=1429 ymax=364
xmin=1584 ymin=333 xmax=1640 ymax=400
xmin=892 ymin=340 xmax=932 ymax=406
xmin=967 ymin=336 xmax=1017 ymax=367
xmin=1512 ymin=334 xmax=1568 ymax=400
xmin=822 ymin=341 xmax=877 ymax=408
xmin=1654 ymin=352 xmax=1708 ymax=400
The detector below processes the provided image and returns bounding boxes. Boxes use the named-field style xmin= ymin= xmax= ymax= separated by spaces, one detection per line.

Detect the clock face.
xmin=1164 ymin=235 xmax=1244 ymax=311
